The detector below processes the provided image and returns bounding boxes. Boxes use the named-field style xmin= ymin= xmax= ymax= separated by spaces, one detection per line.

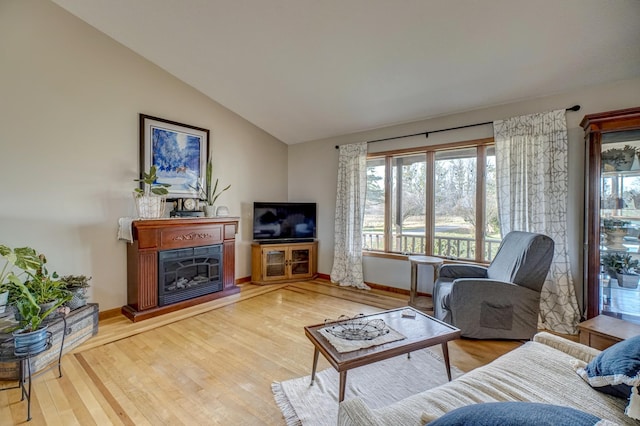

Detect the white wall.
xmin=0 ymin=0 xmax=288 ymax=311
xmin=289 ymin=77 xmax=640 ymax=314
xmin=3 ymin=1 xmax=638 ymax=314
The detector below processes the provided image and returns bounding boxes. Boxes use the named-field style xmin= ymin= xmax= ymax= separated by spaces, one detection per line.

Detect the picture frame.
xmin=139 ymin=114 xmax=209 ymax=198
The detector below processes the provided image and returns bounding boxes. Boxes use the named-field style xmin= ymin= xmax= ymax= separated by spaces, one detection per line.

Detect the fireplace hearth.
xmin=158 ymin=245 xmax=223 ymax=306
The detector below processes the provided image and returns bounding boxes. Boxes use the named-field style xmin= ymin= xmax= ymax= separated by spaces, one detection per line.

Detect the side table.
xmin=578 ymin=315 xmax=640 ymax=350
xmin=408 ymin=255 xmax=443 ymax=311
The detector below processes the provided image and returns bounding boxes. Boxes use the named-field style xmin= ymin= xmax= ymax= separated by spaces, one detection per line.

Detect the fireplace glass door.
xmin=158 ymin=245 xmax=223 ymax=306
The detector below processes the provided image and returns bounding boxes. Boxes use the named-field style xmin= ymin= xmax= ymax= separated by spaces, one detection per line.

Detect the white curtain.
xmin=494 ymin=110 xmax=581 ymax=334
xmin=330 ymin=142 xmax=370 ymax=289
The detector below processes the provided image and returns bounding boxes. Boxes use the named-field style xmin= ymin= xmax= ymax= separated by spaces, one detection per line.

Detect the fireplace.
xmin=123 ymin=217 xmax=240 ymax=322
xmin=158 ymin=245 xmax=223 ymax=306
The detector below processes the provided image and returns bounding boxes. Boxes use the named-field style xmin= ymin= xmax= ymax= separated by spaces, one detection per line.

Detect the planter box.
xmin=616 ymin=273 xmax=640 ymax=289
xmin=0 ymin=303 xmax=98 ymax=380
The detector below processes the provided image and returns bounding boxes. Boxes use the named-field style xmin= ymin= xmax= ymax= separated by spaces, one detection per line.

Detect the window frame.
xmin=363 ymin=137 xmax=495 ymax=263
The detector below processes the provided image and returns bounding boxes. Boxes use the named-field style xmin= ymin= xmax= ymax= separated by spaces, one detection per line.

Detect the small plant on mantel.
xmin=134 ymin=165 xmax=171 ymax=197
xmin=133 ymin=165 xmax=172 ymax=218
xmin=190 ymin=159 xmax=230 ymax=217
xmin=193 ymin=160 xmax=231 ymax=207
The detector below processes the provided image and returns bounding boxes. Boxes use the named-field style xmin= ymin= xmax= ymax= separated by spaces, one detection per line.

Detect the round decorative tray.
xmin=324 ymin=314 xmax=390 ymax=341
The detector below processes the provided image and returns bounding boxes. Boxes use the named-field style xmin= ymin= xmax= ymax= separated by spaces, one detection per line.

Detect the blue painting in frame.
xmin=139 ymin=114 xmax=209 ymax=198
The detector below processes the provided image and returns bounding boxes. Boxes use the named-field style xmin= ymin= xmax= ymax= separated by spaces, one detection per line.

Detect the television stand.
xmin=251 ymin=240 xmax=317 ymax=284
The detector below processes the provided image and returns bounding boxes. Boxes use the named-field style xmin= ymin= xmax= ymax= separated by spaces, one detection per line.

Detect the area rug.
xmin=272 ymin=349 xmax=464 ymax=426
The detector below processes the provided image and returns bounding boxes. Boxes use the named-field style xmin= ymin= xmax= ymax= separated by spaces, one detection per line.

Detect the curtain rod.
xmin=334 ymin=104 xmax=581 ymax=149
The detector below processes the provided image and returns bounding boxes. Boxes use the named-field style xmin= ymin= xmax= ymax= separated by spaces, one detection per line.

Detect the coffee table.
xmin=304 ymin=306 xmax=461 ymax=402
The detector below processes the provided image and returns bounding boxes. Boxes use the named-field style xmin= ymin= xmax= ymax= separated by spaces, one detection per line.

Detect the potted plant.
xmin=191 ymin=160 xmax=230 ymax=217
xmin=60 ymin=275 xmax=91 ymax=310
xmin=601 ymin=145 xmax=637 ymax=171
xmin=133 ymin=165 xmax=172 ymax=218
xmin=0 ymin=245 xmax=41 ymax=314
xmin=0 ymin=247 xmax=71 ymax=355
xmin=602 ymin=252 xmax=640 ymax=288
xmin=6 ymin=274 xmax=69 ymax=355
xmin=18 ymin=253 xmax=69 ymax=302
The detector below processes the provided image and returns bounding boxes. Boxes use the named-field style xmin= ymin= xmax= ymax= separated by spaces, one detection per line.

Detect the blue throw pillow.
xmin=425 ymin=402 xmax=601 ymax=426
xmin=576 ymin=335 xmax=640 ymax=396
xmin=576 ymin=334 xmax=640 ymax=419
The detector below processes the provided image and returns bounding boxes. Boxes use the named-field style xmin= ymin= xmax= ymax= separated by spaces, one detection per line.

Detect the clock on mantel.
xmin=170 ymin=198 xmax=204 ymax=217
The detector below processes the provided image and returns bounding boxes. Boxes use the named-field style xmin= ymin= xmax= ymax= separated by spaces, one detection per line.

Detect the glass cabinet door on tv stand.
xmin=582 ymin=107 xmax=640 ymax=324
xmin=251 ymin=241 xmax=318 ymax=284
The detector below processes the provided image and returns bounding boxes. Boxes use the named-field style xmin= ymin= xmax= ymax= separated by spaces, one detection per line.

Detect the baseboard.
xmin=317 ymin=274 xmax=430 ymax=297
xmin=98 ymin=307 xmax=123 ymax=321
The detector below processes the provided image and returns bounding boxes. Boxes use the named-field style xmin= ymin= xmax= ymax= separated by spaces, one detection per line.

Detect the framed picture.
xmin=139 ymin=114 xmax=209 ymax=198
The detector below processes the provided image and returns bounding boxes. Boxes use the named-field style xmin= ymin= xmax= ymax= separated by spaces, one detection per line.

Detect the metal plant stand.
xmin=0 ymin=314 xmax=67 ymax=421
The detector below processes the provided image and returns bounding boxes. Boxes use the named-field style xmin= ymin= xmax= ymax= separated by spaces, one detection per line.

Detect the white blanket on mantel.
xmin=117 ymin=217 xmax=134 ymax=243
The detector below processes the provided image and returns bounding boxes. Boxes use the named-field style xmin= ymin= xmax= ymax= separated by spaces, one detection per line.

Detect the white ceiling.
xmin=52 ymin=0 xmax=640 ymax=144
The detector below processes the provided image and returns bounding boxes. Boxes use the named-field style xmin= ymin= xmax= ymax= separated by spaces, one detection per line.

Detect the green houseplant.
xmin=0 ymin=245 xmax=41 ymax=314
xmin=602 ymin=252 xmax=640 ymax=288
xmin=12 ymin=253 xmax=71 ymax=308
xmin=7 ymin=274 xmax=69 ymax=355
xmin=601 ymin=145 xmax=637 ymax=171
xmin=133 ymin=165 xmax=172 ymax=218
xmin=191 ymin=160 xmax=230 ymax=217
xmin=0 ymin=246 xmax=71 ymax=355
xmin=60 ymin=275 xmax=91 ymax=310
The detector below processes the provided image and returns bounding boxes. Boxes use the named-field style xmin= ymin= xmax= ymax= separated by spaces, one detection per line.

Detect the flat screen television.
xmin=253 ymin=202 xmax=317 ymax=243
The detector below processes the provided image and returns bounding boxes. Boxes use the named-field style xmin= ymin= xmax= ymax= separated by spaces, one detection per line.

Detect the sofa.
xmin=337 ymin=332 xmax=636 ymax=425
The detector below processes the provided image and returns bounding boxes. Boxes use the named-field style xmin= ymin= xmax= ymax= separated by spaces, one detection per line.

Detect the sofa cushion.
xmin=423 ymin=402 xmax=602 ymax=426
xmin=576 ymin=335 xmax=640 ymax=419
xmin=338 ymin=334 xmax=633 ymax=426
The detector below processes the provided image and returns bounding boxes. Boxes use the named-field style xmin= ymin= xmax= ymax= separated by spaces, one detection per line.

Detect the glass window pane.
xmin=484 ymin=146 xmax=501 ymax=261
xmin=433 ymin=148 xmax=477 ymax=260
xmin=390 ymin=154 xmax=426 ymax=254
xmin=363 ymin=158 xmax=386 ymax=251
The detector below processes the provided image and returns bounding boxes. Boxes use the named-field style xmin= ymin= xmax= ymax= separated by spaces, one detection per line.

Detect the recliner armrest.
xmin=438 ymin=264 xmax=488 ymax=279
xmin=533 ymin=332 xmax=601 ymax=363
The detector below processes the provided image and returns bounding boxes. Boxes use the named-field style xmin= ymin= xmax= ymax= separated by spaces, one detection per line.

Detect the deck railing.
xmin=363 ymin=232 xmax=502 ymax=261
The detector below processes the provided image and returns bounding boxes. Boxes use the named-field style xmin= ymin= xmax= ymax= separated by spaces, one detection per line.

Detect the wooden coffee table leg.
xmin=310 ymin=347 xmax=319 ymax=385
xmin=441 ymin=342 xmax=452 ymax=381
xmin=339 ymin=370 xmax=347 ymax=402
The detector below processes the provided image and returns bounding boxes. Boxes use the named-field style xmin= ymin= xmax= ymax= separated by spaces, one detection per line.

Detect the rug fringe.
xmin=272 ymin=381 xmax=303 ymax=426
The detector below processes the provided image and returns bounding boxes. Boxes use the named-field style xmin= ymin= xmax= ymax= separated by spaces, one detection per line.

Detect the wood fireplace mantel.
xmin=122 ymin=217 xmax=240 ymax=322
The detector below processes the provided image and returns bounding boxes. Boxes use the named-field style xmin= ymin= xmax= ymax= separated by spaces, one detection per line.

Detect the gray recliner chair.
xmin=433 ymin=231 xmax=554 ymax=340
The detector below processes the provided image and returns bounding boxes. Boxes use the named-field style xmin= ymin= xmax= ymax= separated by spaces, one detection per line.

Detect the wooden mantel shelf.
xmin=122 ymin=217 xmax=240 ymax=322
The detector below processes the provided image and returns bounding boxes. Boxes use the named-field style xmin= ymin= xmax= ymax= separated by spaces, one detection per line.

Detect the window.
xmin=363 ymin=139 xmax=501 ymax=262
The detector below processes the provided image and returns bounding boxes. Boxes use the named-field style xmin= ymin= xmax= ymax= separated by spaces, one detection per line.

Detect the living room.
xmin=2 ymin=0 xmax=640 ymax=424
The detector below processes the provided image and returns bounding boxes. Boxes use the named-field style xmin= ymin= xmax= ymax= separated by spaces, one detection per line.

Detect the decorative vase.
xmin=134 ymin=193 xmax=166 ymax=219
xmin=605 ymin=228 xmax=627 ymax=250
xmin=203 ymin=205 xmax=216 ymax=218
xmin=616 ymin=272 xmax=640 ymax=289
xmin=13 ymin=325 xmax=49 ymax=356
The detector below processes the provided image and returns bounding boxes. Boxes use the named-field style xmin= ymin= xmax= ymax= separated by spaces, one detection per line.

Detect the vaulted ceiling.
xmin=52 ymin=0 xmax=640 ymax=144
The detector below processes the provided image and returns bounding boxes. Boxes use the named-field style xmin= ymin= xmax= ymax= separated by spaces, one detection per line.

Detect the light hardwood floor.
xmin=0 ymin=280 xmax=522 ymax=425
